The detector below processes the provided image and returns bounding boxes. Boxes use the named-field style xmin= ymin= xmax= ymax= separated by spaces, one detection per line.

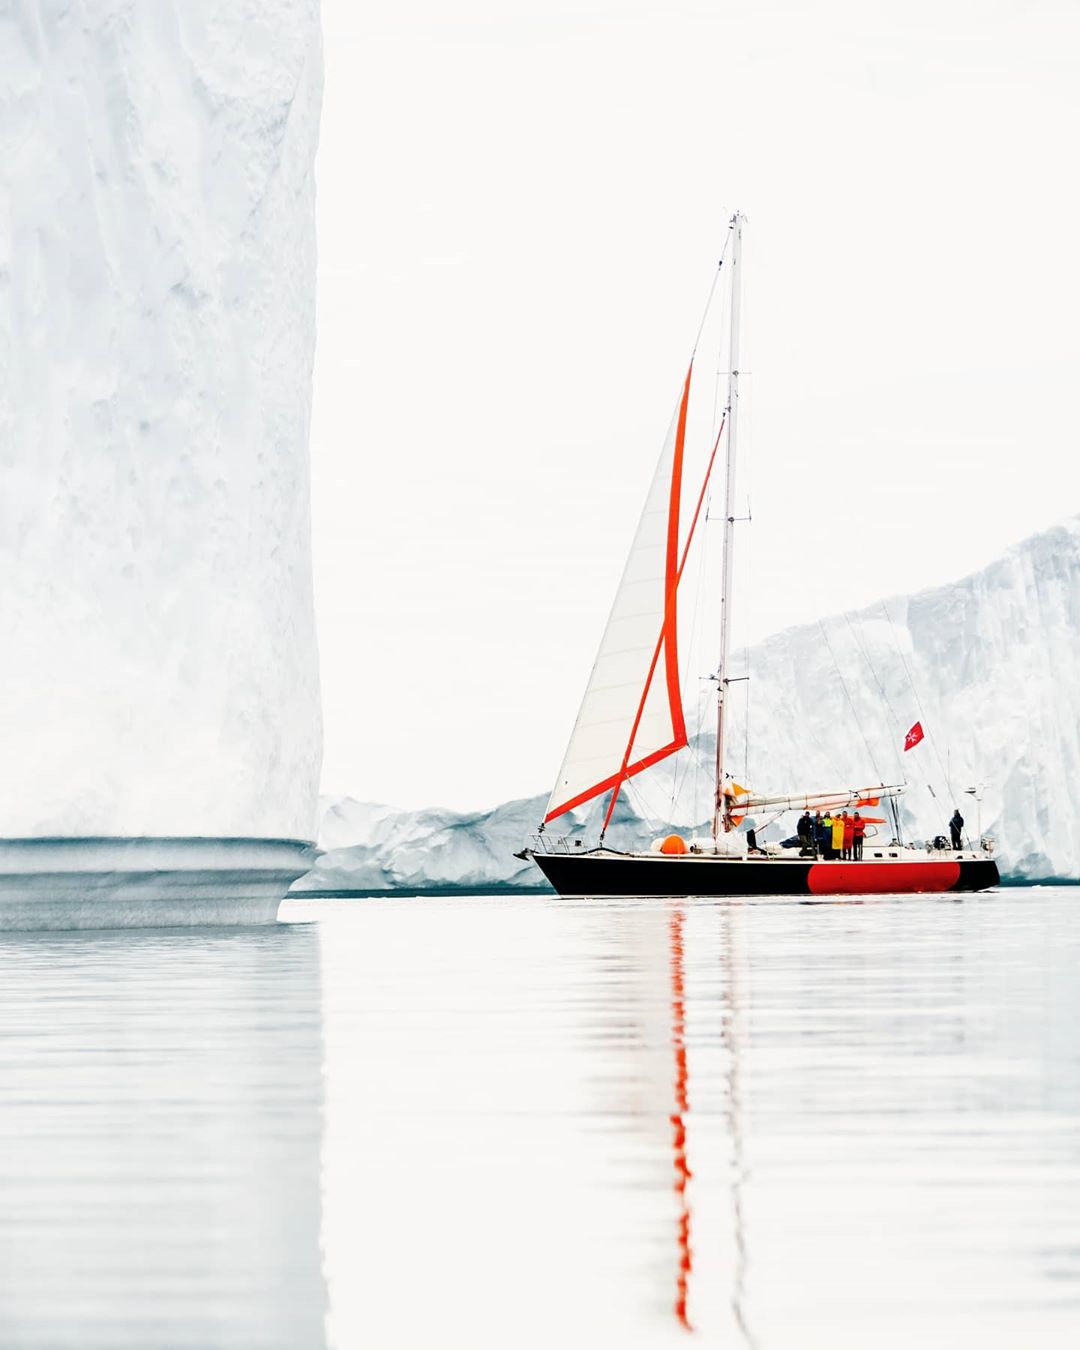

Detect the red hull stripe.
xmin=807 ymin=860 xmax=961 ymax=895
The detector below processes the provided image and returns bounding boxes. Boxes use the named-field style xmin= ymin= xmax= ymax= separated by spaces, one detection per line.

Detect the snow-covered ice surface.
xmin=0 ymin=1 xmax=323 ymax=841
xmin=299 ymin=518 xmax=1080 ymax=889
xmin=308 ymin=795 xmax=548 ymax=892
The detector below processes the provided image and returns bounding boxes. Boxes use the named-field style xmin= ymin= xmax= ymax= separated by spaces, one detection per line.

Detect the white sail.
xmin=545 ymin=366 xmax=704 ymax=826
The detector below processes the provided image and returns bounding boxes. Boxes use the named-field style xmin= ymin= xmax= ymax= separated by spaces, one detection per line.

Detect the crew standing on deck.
xmin=841 ymin=811 xmax=854 ymax=861
xmin=797 ymin=811 xmax=813 ymax=856
xmin=821 ymin=811 xmax=834 ymax=859
xmin=831 ymin=811 xmax=845 ymax=860
xmin=950 ymin=808 xmax=964 ymax=849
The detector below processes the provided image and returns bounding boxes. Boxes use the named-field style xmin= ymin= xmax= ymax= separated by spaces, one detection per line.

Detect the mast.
xmin=713 ymin=212 xmax=744 ymax=841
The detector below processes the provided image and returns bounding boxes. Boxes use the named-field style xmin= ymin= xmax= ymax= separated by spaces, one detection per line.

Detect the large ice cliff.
xmin=1 ymin=2 xmax=323 ymax=839
xmin=298 ymin=518 xmax=1080 ymax=889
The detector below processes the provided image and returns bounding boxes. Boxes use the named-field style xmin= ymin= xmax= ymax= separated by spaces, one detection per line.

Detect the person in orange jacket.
xmin=831 ymin=811 xmax=845 ymax=859
xmin=852 ymin=811 xmax=866 ymax=860
xmin=842 ymin=811 xmax=855 ymax=860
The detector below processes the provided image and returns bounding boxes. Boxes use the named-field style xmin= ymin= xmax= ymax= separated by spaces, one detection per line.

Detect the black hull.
xmin=531 ymin=850 xmax=1000 ymax=898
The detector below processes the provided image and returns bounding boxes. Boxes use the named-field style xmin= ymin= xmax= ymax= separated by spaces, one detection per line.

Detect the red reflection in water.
xmin=670 ymin=908 xmax=693 ymax=1331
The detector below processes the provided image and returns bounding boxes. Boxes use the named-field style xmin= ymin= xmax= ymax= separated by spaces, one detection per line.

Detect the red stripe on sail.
xmin=544 ymin=393 xmax=729 ymax=828
xmin=544 ymin=740 xmax=685 ymax=823
xmin=676 ymin=416 xmax=724 ymax=588
xmin=662 ymin=367 xmax=691 ymax=747
xmin=601 ymin=365 xmax=693 ymax=833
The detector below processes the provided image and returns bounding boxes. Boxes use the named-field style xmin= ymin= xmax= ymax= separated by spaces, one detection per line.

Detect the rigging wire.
xmin=842 ymin=611 xmax=907 ymax=781
xmin=843 ymin=611 xmax=902 ymax=727
xmin=709 ymin=240 xmax=733 ymax=447
xmin=878 ymin=600 xmax=956 ymax=803
xmin=742 ymin=649 xmax=751 ymax=788
xmin=669 ymin=449 xmax=715 ymax=821
xmin=691 ymin=231 xmax=733 ymax=358
xmin=627 ymin=769 xmax=699 ymax=838
xmin=791 ymin=676 xmax=847 ymax=786
xmin=698 ymin=252 xmax=730 ymax=820
xmin=742 ymin=498 xmax=752 ymax=786
xmin=817 ymin=620 xmax=883 ymax=781
xmin=668 ymin=287 xmax=734 ymax=829
xmin=843 ymin=608 xmax=937 ymax=815
xmin=624 ymin=776 xmax=655 ymax=830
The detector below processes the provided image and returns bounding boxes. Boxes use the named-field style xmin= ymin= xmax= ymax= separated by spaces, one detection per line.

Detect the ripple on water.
xmin=0 ymin=889 xmax=1078 ymax=1348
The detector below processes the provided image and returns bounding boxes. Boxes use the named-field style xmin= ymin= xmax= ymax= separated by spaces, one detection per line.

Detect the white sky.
xmin=311 ymin=0 xmax=1080 ymax=811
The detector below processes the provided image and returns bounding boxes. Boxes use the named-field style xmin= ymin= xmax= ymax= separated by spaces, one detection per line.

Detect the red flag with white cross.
xmin=903 ymin=721 xmax=924 ymax=752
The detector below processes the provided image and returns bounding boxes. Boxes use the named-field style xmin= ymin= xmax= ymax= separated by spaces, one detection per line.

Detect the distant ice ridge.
xmin=299 ymin=519 xmax=1080 ymax=889
xmin=0 ymin=2 xmax=323 ymax=840
xmin=308 ymin=796 xmax=549 ymax=891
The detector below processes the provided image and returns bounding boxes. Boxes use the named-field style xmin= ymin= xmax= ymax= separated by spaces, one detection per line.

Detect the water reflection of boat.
xmin=668 ymin=908 xmax=693 ymax=1330
xmin=523 ymin=215 xmax=998 ymax=898
xmin=668 ymin=903 xmax=757 ymax=1344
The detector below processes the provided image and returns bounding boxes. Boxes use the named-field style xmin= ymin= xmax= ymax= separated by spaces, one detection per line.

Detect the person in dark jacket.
xmin=797 ymin=811 xmax=813 ymax=855
xmin=813 ymin=811 xmax=826 ymax=858
xmin=950 ymin=809 xmax=964 ymax=849
xmin=821 ymin=812 xmax=834 ymax=860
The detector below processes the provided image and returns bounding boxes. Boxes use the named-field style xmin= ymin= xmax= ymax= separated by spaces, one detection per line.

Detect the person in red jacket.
xmin=852 ymin=811 xmax=866 ymax=860
xmin=841 ymin=811 xmax=855 ymax=861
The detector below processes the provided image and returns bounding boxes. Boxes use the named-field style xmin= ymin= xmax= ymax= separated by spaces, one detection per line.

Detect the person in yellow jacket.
xmin=821 ymin=812 xmax=834 ymax=859
xmin=831 ymin=812 xmax=845 ymax=858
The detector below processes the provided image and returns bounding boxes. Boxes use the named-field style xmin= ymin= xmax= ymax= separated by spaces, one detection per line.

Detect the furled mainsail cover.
xmin=544 ymin=367 xmax=694 ymax=823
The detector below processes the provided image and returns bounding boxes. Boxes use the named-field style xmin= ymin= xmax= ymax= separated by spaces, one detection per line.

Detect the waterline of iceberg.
xmin=0 ymin=838 xmax=315 ymax=930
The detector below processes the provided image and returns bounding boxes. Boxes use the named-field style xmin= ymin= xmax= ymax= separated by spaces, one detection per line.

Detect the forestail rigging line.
xmin=817 ymin=620 xmax=882 ymax=782
xmin=742 ymin=498 xmax=752 ymax=787
xmin=671 ymin=288 xmax=738 ymax=825
xmin=670 ymin=470 xmax=715 ymax=819
xmin=787 ymin=673 xmax=845 ymax=788
xmin=842 ymin=608 xmax=937 ymax=807
xmin=691 ymin=230 xmax=733 ymax=359
xmin=842 ymin=611 xmax=907 ymax=780
xmin=878 ymin=600 xmax=956 ymax=803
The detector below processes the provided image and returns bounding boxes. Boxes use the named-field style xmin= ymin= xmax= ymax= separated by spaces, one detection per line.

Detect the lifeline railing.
xmin=528 ymin=832 xmax=584 ymax=855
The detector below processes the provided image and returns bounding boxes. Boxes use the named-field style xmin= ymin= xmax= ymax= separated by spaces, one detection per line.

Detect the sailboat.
xmin=522 ymin=214 xmax=999 ymax=898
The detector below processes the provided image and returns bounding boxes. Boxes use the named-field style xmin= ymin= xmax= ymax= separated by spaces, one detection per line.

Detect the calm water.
xmin=1 ymin=889 xmax=1078 ymax=1348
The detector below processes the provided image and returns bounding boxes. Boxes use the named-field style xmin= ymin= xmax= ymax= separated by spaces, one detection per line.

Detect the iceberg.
xmin=296 ymin=518 xmax=1080 ymax=891
xmin=0 ymin=3 xmax=323 ymax=924
xmin=306 ymin=796 xmax=550 ymax=893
